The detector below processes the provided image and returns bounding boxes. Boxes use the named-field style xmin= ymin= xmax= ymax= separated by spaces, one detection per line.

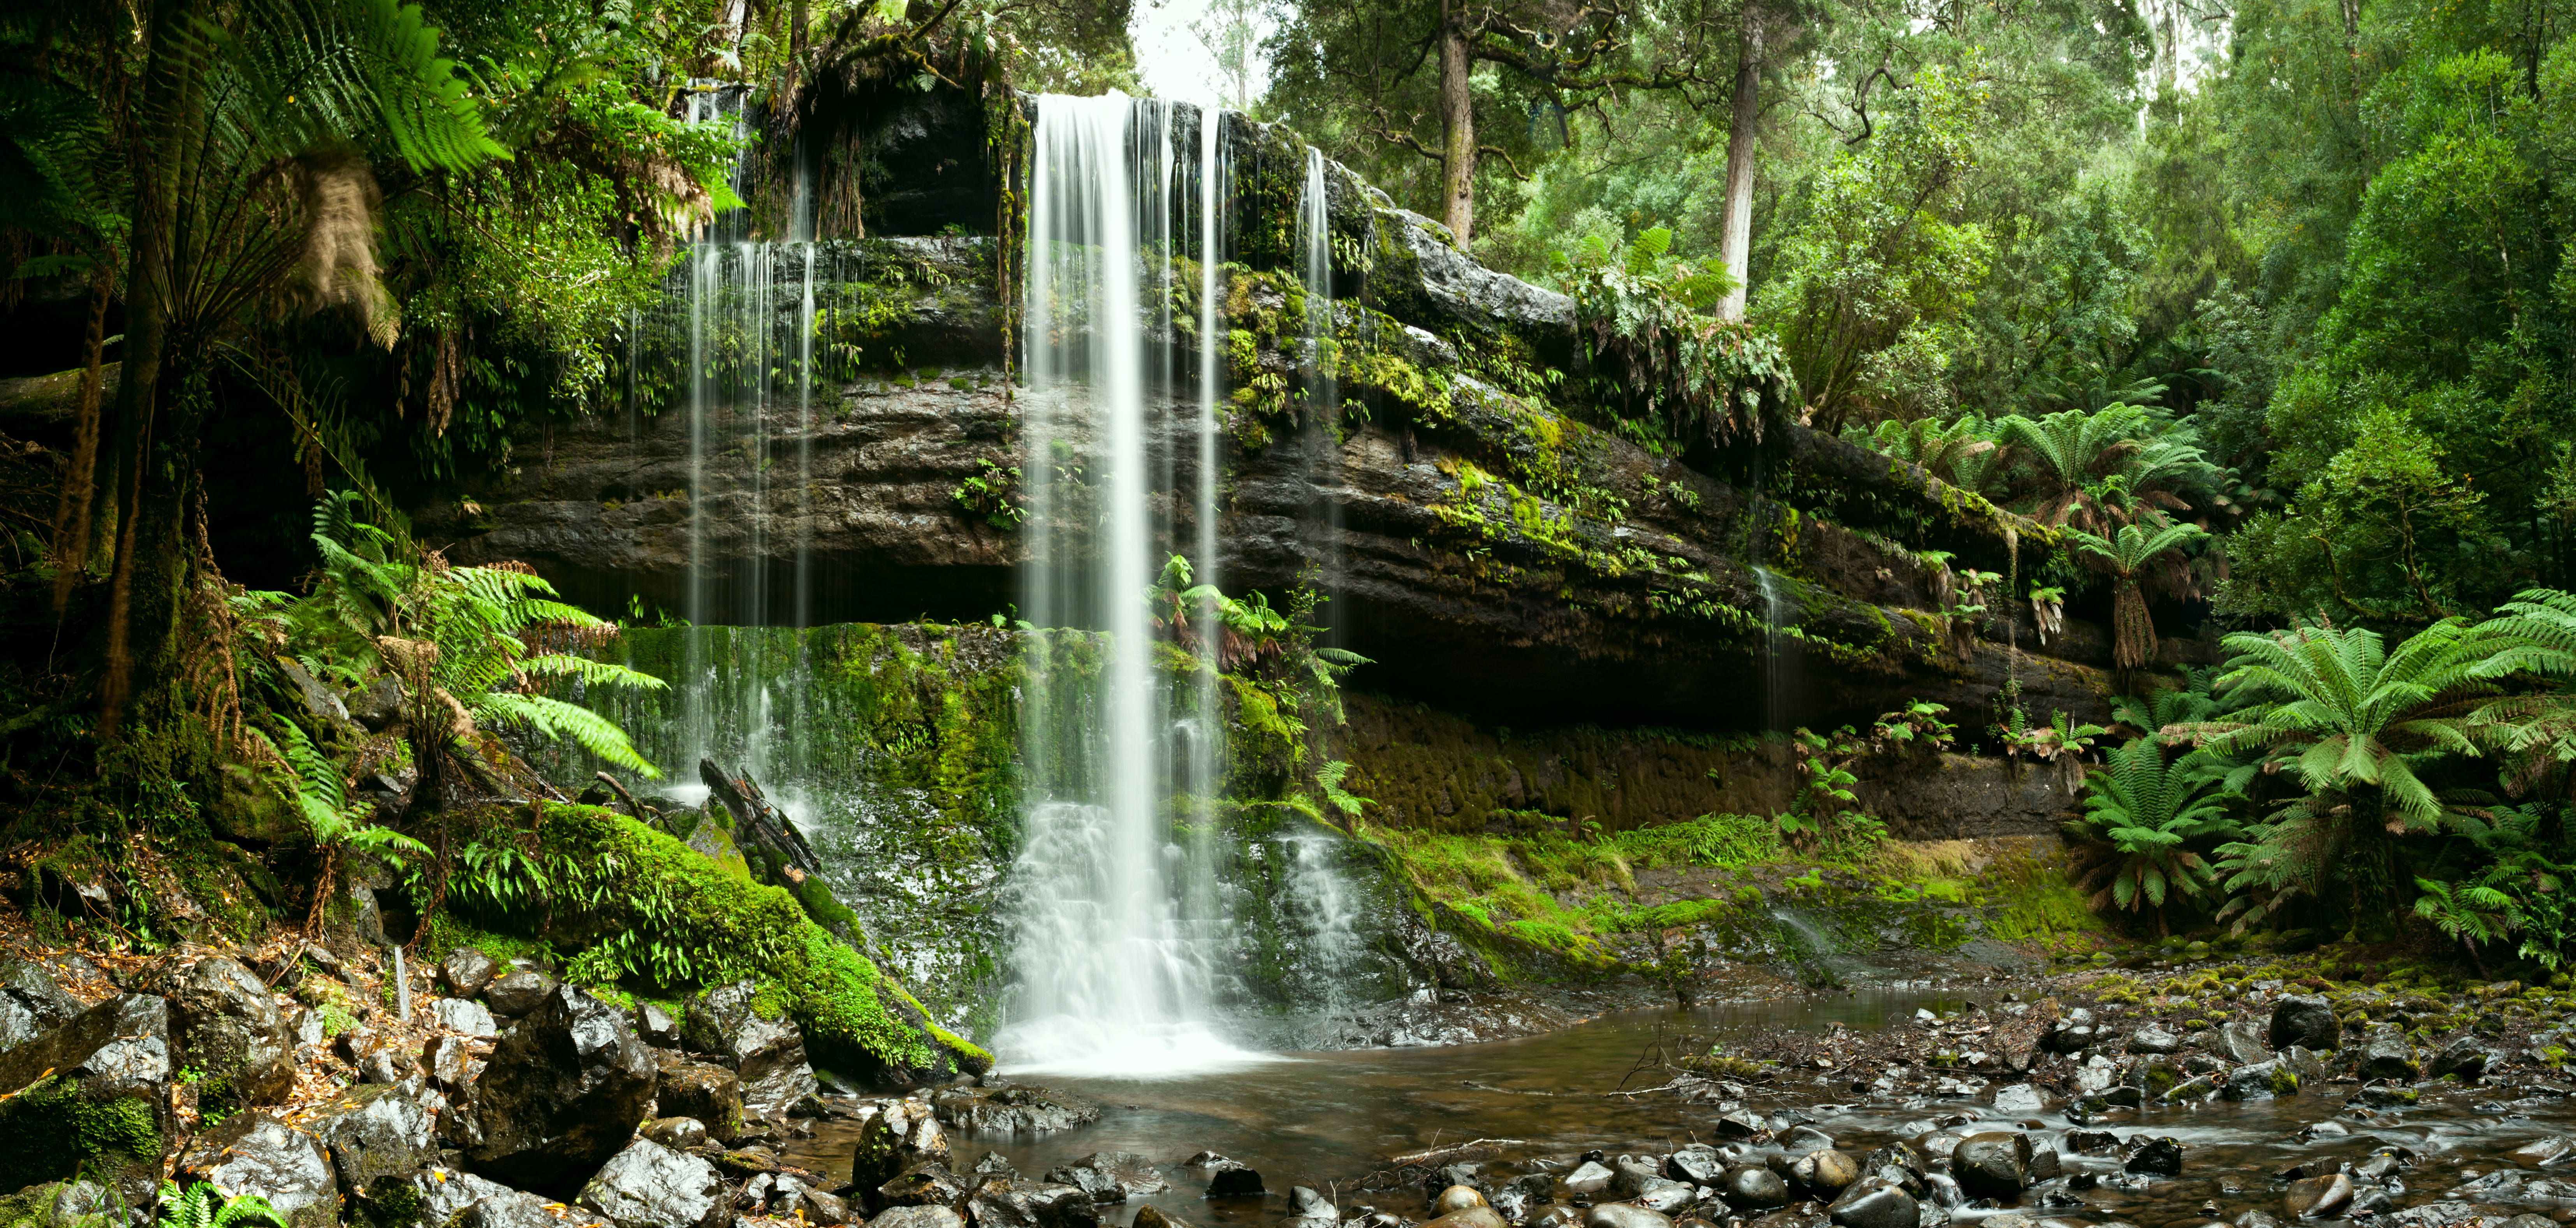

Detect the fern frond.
xmin=472 ymin=691 xmax=660 ymax=777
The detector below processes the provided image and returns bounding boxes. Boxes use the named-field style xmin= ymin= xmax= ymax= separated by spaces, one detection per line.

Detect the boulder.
xmin=1667 ymin=1148 xmax=1724 ymax=1185
xmin=349 ymin=1167 xmax=514 ymax=1228
xmin=1292 ymin=1186 xmax=1340 ymax=1218
xmin=679 ymin=979 xmax=818 ymax=1117
xmin=2429 ymin=1035 xmax=2493 ymax=1080
xmin=1043 ymin=1151 xmax=1172 ymax=1202
xmin=654 ymin=1058 xmax=745 ymax=1142
xmin=871 ymin=1207 xmax=967 ymax=1228
xmin=453 ymin=1189 xmax=614 ymax=1228
xmin=635 ymin=1003 xmax=680 ymax=1049
xmin=773 ymin=1178 xmax=850 ymax=1225
xmin=2511 ymin=1137 xmax=2576 ymax=1166
xmin=316 ymin=1084 xmax=436 ymax=1196
xmin=1719 ymin=1165 xmax=1791 ymax=1211
xmin=439 ymin=948 xmax=500 ymax=998
xmin=577 ymin=1137 xmax=728 ymax=1228
xmin=931 ymin=1084 xmax=1100 ymax=1133
xmin=2354 ymin=1029 xmax=2418 ymax=1081
xmin=880 ymin=1160 xmax=973 ymax=1212
xmin=1612 ymin=1155 xmax=1664 ymax=1197
xmin=2222 ymin=1059 xmax=2298 ymax=1101
xmin=855 ymin=1100 xmax=953 ymax=1189
xmin=0 ymin=993 xmax=173 ymax=1205
xmin=1990 ymin=1084 xmax=2046 ymax=1115
xmin=430 ymin=997 xmax=497 ymax=1039
xmin=2126 ymin=1027 xmax=2181 ymax=1056
xmin=1717 ymin=1108 xmax=1770 ymax=1139
xmin=1582 ymin=1207 xmax=1671 ymax=1228
xmin=421 ymin=1035 xmax=476 ymax=1093
xmin=2283 ymin=1173 xmax=2352 ymax=1219
xmin=963 ymin=1178 xmax=1100 ymax=1228
xmin=2122 ymin=1137 xmax=2184 ymax=1176
xmin=2271 ymin=996 xmax=2341 ymax=1051
xmin=464 ymin=984 xmax=658 ymax=1191
xmin=1828 ymin=1179 xmax=1920 ymax=1228
xmin=1950 ymin=1134 xmax=2031 ymax=1198
xmin=0 ymin=959 xmax=83 ymax=1056
xmin=1557 ymin=1161 xmax=1616 ymax=1196
xmin=173 ymin=1111 xmax=338 ymax=1228
xmin=336 ymin=1029 xmax=421 ymax=1085
xmin=2214 ymin=1022 xmax=2272 ymax=1064
xmin=480 ymin=971 xmax=554 ymax=1018
xmin=1794 ymin=1151 xmax=1862 ymax=1196
xmin=1207 ymin=1162 xmax=1264 ymax=1196
xmin=168 ymin=957 xmax=295 ymax=1108
xmin=1636 ymin=1179 xmax=1698 ymax=1214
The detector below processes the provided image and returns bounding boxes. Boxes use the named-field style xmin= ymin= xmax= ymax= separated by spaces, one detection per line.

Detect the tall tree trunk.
xmin=1438 ymin=0 xmax=1475 ymax=245
xmin=48 ymin=269 xmax=113 ymax=616
xmin=99 ymin=0 xmax=194 ymax=738
xmin=1716 ymin=14 xmax=1763 ymax=321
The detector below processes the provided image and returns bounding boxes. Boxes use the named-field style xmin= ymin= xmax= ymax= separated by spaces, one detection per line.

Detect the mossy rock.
xmin=0 ymin=1074 xmax=162 ymax=1204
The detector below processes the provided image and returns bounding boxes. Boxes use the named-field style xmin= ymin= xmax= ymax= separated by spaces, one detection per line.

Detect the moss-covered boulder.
xmin=173 ymin=1111 xmax=340 ymax=1228
xmin=0 ymin=994 xmax=173 ymax=1207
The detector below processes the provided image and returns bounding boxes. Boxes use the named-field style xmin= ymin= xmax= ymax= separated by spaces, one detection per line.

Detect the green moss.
xmin=0 ymin=1076 xmax=160 ymax=1194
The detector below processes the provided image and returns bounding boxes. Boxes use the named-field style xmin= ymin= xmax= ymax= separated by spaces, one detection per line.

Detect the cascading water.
xmin=1755 ymin=566 xmax=1799 ymax=731
xmin=1001 ymin=94 xmax=1260 ymax=1077
xmin=1297 ymin=147 xmax=1346 ymax=636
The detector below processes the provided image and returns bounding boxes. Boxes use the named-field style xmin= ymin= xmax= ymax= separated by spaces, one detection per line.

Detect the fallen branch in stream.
xmin=1351 ymin=1140 xmax=1533 ymax=1193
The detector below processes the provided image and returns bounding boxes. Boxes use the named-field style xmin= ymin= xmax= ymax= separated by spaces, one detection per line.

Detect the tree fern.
xmin=2068 ymin=737 xmax=2235 ymax=930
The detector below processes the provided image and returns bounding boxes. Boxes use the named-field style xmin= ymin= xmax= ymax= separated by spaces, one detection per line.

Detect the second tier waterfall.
xmin=997 ymin=93 xmax=1257 ymax=1077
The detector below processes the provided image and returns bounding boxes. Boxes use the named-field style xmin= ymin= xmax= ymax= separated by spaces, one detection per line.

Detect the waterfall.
xmin=1297 ymin=147 xmax=1346 ymax=637
xmin=1002 ymin=94 xmax=1260 ymax=1077
xmin=1755 ymin=566 xmax=1798 ymax=731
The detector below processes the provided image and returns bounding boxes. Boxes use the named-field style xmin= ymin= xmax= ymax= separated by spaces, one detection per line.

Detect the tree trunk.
xmin=1438 ymin=0 xmax=1475 ymax=245
xmin=1716 ymin=13 xmax=1763 ymax=321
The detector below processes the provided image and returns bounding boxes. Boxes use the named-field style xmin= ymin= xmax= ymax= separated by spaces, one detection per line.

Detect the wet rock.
xmin=1719 ymin=1109 xmax=1771 ymax=1139
xmin=440 ymin=948 xmax=500 ymax=998
xmin=678 ymin=980 xmax=818 ymax=1118
xmin=1828 ymin=1179 xmax=1920 ymax=1228
xmin=1950 ymin=1134 xmax=2031 ymax=1198
xmin=1295 ymin=1187 xmax=1343 ymax=1218
xmin=1611 ymin=1156 xmax=1665 ymax=1197
xmin=2283 ymin=1173 xmax=2352 ymax=1219
xmin=2495 ymin=1216 xmax=2559 ymax=1228
xmin=1991 ymin=1085 xmax=2045 ymax=1115
xmin=1720 ymin=1165 xmax=1791 ymax=1211
xmin=1530 ymin=1209 xmax=1585 ymax=1228
xmin=336 ymin=1029 xmax=421 ymax=1085
xmin=633 ymin=1002 xmax=679 ymax=1049
xmin=172 ymin=1110 xmax=338 ymax=1228
xmin=351 ymin=1166 xmax=516 ymax=1228
xmin=2429 ymin=1035 xmax=2493 ymax=1080
xmin=1135 ymin=1207 xmax=1195 ymax=1228
xmin=882 ymin=1160 xmax=973 ymax=1212
xmin=464 ymin=983 xmax=658 ymax=1191
xmin=1207 ymin=1162 xmax=1265 ymax=1196
xmin=1637 ymin=1181 xmax=1698 ymax=1214
xmin=963 ymin=1178 xmax=1100 ymax=1228
xmin=1582 ymin=1206 xmax=1672 ymax=1228
xmin=2025 ymin=1150 xmax=2060 ymax=1182
xmin=169 ymin=956 xmax=295 ymax=1107
xmin=2126 ymin=1027 xmax=2180 ymax=1056
xmin=1782 ymin=1128 xmax=1835 ymax=1156
xmin=2354 ymin=1029 xmax=2419 ymax=1081
xmin=1920 ymin=1175 xmax=1962 ymax=1210
xmin=1044 ymin=1152 xmax=1170 ymax=1203
xmin=420 ymin=1035 xmax=475 ymax=1093
xmin=480 ymin=970 xmax=554 ymax=1018
xmin=779 ymin=1179 xmax=850 ymax=1225
xmin=2235 ymin=1210 xmax=2283 ymax=1228
xmin=1744 ymin=1206 xmax=1831 ymax=1228
xmin=2066 ymin=1131 xmax=2120 ymax=1156
xmin=855 ymin=1100 xmax=952 ymax=1189
xmin=1559 ymin=1161 xmax=1617 ymax=1197
xmin=2512 ymin=1137 xmax=2576 ymax=1166
xmin=974 ymin=1152 xmax=1020 ymax=1177
xmin=655 ymin=1058 xmax=745 ymax=1142
xmin=1491 ymin=1186 xmax=1536 ymax=1223
xmin=574 ymin=1137 xmax=727 ymax=1228
xmin=453 ymin=1188 xmax=614 ymax=1228
xmin=0 ymin=958 xmax=83 ymax=1056
xmin=2271 ymin=997 xmax=2341 ymax=1051
xmin=1795 ymin=1151 xmax=1862 ymax=1197
xmin=1668 ymin=1148 xmax=1725 ymax=1185
xmin=642 ymin=1116 xmax=707 ymax=1149
xmin=932 ymin=1084 xmax=1100 ymax=1133
xmin=0 ymin=992 xmax=173 ymax=1206
xmin=873 ymin=1203 xmax=970 ymax=1228
xmin=2347 ymin=1187 xmax=2396 ymax=1216
xmin=430 ymin=997 xmax=497 ymax=1039
xmin=317 ymin=1083 xmax=436 ymax=1195
xmin=2223 ymin=1059 xmax=2298 ymax=1101
xmin=2122 ymin=1137 xmax=2184 ymax=1177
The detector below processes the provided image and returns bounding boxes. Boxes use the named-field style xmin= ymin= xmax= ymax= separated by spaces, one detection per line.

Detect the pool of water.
xmin=783 ymin=993 xmax=2576 ymax=1228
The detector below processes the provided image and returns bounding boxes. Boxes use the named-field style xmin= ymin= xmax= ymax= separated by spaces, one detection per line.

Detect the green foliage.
xmin=154 ymin=1181 xmax=286 ymax=1228
xmin=250 ymin=720 xmax=428 ymax=865
xmin=1560 ymin=225 xmax=1795 ymax=448
xmin=2070 ymin=737 xmax=2237 ymax=922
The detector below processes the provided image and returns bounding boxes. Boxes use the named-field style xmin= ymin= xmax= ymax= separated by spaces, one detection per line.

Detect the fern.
xmin=157 ymin=1180 xmax=288 ymax=1228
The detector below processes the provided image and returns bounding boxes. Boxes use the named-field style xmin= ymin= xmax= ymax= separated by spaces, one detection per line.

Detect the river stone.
xmin=439 ymin=948 xmax=500 ymax=998
xmin=2236 ymin=1211 xmax=2283 ymax=1228
xmin=1916 ymin=1133 xmax=1963 ymax=1161
xmin=643 ymin=1116 xmax=708 ymax=1149
xmin=780 ymin=1179 xmax=851 ymax=1226
xmin=0 ymin=958 xmax=83 ymax=1057
xmin=464 ymin=983 xmax=657 ymax=1192
xmin=1559 ymin=1161 xmax=1617 ymax=1196
xmin=2430 ymin=1035 xmax=2494 ymax=1080
xmin=317 ymin=1083 xmax=436 ymax=1195
xmin=480 ymin=971 xmax=554 ymax=1018
xmin=453 ymin=1189 xmax=613 ymax=1228
xmin=2514 ymin=1137 xmax=2576 ymax=1166
xmin=1610 ymin=1155 xmax=1664 ymax=1196
xmin=1719 ymin=1165 xmax=1791 ymax=1211
xmin=1950 ymin=1134 xmax=2031 ymax=1198
xmin=963 ymin=1177 xmax=1099 ymax=1228
xmin=2223 ymin=1059 xmax=2298 ymax=1101
xmin=2355 ymin=1029 xmax=2419 ymax=1081
xmin=1638 ymin=1181 xmax=1698 ymax=1214
xmin=1991 ymin=1084 xmax=2046 ymax=1115
xmin=2212 ymin=1021 xmax=2271 ymax=1064
xmin=1828 ymin=1179 xmax=1919 ymax=1228
xmin=655 ymin=1057 xmax=745 ymax=1142
xmin=2284 ymin=1173 xmax=2352 ymax=1219
xmin=169 ymin=956 xmax=295 ymax=1108
xmin=1207 ymin=1161 xmax=1264 ymax=1196
xmin=2494 ymin=1216 xmax=2559 ymax=1228
xmin=2127 ymin=1026 xmax=2182 ymax=1056
xmin=1668 ymin=1149 xmax=1724 ymax=1185
xmin=634 ymin=1001 xmax=680 ymax=1049
xmin=2123 ymin=1136 xmax=2184 ymax=1176
xmin=1292 ymin=1186 xmax=1339 ymax=1218
xmin=1794 ymin=1151 xmax=1862 ymax=1196
xmin=856 ymin=1099 xmax=952 ymax=1188
xmin=430 ymin=997 xmax=496 ymax=1039
xmin=1044 ymin=1151 xmax=1170 ymax=1202
xmin=2272 ymin=996 xmax=2342 ymax=1051
xmin=1530 ymin=1209 xmax=1584 ymax=1228
xmin=0 ymin=992 xmax=173 ymax=1207
xmin=421 ymin=1034 xmax=475 ymax=1093
xmin=354 ymin=1167 xmax=515 ymax=1228
xmin=934 ymin=1084 xmax=1102 ymax=1133
xmin=571 ymin=1137 xmax=726 ymax=1228
xmin=172 ymin=1110 xmax=338 ymax=1228
xmin=882 ymin=1159 xmax=974 ymax=1212
xmin=1582 ymin=1206 xmax=1672 ymax=1228
xmin=679 ymin=978 xmax=818 ymax=1117
xmin=1718 ymin=1108 xmax=1770 ymax=1139
xmin=1436 ymin=1186 xmax=1490 ymax=1214
xmin=1920 ymin=1174 xmax=1962 ymax=1209
xmin=1134 ymin=1207 xmax=1194 ymax=1228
